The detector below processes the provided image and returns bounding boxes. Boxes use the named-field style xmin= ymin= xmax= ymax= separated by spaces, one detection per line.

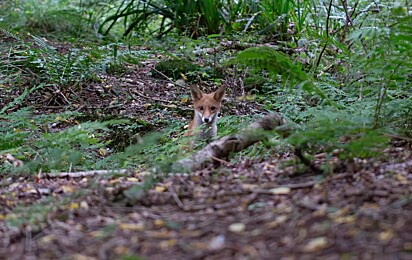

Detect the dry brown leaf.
xmin=160 ymin=239 xmax=177 ymax=249
xmin=229 ymin=223 xmax=246 ymax=233
xmin=379 ymin=230 xmax=394 ymax=241
xmin=154 ymin=219 xmax=165 ymax=227
xmin=119 ymin=223 xmax=144 ymax=231
xmin=154 ymin=186 xmax=166 ymax=192
xmin=67 ymin=202 xmax=79 ymax=210
xmin=333 ymin=215 xmax=355 ymax=224
xmin=38 ymin=234 xmax=55 ymax=244
xmin=303 ymin=237 xmax=328 ymax=252
xmin=114 ymin=245 xmax=130 ymax=255
xmin=270 ymin=187 xmax=291 ymax=195
xmin=72 ymin=254 xmax=96 ymax=260
xmin=266 ymin=215 xmax=288 ymax=228
xmin=61 ymin=185 xmax=75 ymax=193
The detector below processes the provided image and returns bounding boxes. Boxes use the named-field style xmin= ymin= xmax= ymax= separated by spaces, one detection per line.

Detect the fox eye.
xmin=211 ymin=106 xmax=216 ymax=111
xmin=198 ymin=106 xmax=204 ymax=111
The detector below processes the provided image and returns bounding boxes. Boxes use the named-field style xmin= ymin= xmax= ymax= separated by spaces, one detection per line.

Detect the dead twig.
xmin=128 ymin=87 xmax=178 ymax=107
xmin=210 ymin=155 xmax=230 ymax=166
xmin=167 ymin=185 xmax=185 ymax=209
xmin=41 ymin=169 xmax=130 ymax=178
xmin=295 ymin=147 xmax=322 ymax=174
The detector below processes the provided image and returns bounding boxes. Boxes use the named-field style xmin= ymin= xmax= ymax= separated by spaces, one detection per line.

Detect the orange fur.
xmin=184 ymin=85 xmax=226 ymax=144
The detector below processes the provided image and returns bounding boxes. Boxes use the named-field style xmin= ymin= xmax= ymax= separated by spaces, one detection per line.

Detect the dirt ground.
xmin=1 ymin=60 xmax=412 ymax=260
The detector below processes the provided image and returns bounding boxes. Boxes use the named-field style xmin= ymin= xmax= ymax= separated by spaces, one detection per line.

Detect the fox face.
xmin=186 ymin=85 xmax=226 ymax=141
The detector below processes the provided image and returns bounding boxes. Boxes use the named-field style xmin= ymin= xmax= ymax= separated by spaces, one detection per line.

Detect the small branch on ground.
xmin=128 ymin=87 xmax=177 ymax=105
xmin=294 ymin=147 xmax=322 ymax=173
xmin=40 ymin=169 xmax=130 ymax=179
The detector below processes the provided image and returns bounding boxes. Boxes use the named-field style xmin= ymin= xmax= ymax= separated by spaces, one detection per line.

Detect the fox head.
xmin=190 ymin=85 xmax=226 ymax=124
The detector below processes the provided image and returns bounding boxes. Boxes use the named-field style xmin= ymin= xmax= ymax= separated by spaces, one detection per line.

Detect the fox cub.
xmin=184 ymin=85 xmax=226 ymax=143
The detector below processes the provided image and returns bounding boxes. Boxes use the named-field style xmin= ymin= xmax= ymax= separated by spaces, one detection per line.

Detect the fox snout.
xmin=197 ymin=112 xmax=215 ymax=124
xmin=202 ymin=116 xmax=211 ymax=123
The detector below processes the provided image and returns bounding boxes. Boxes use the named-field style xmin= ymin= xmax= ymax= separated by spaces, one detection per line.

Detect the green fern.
xmin=0 ymin=27 xmax=21 ymax=41
xmin=230 ymin=46 xmax=330 ymax=102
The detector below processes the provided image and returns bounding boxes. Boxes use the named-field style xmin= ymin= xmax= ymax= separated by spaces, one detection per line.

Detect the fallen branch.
xmin=172 ymin=113 xmax=290 ymax=172
xmin=41 ymin=169 xmax=130 ymax=178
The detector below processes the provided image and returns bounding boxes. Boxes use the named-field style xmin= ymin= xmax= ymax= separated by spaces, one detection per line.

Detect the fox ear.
xmin=190 ymin=85 xmax=203 ymax=101
xmin=213 ymin=85 xmax=226 ymax=102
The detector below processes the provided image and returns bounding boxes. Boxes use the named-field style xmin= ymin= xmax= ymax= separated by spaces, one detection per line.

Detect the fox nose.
xmin=203 ymin=117 xmax=210 ymax=123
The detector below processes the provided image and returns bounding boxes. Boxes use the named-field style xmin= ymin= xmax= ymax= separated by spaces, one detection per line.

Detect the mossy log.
xmin=172 ymin=113 xmax=290 ymax=172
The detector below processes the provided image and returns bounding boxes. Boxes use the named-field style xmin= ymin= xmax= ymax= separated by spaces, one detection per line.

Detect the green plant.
xmin=0 ymin=31 xmax=149 ymax=97
xmin=288 ymin=107 xmax=389 ymax=160
xmin=1 ymin=0 xmax=93 ymax=37
xmin=346 ymin=6 xmax=412 ymax=129
xmin=0 ymin=108 xmax=126 ymax=174
xmin=257 ymin=0 xmax=292 ymax=39
xmin=98 ymin=0 xmax=227 ymax=38
xmin=230 ymin=46 xmax=328 ymax=101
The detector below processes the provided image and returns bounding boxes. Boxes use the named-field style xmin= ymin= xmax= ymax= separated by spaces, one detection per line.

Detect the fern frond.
xmin=0 ymin=27 xmax=21 ymax=41
xmin=230 ymin=46 xmax=330 ymax=102
xmin=31 ymin=35 xmax=56 ymax=53
xmin=231 ymin=46 xmax=308 ymax=83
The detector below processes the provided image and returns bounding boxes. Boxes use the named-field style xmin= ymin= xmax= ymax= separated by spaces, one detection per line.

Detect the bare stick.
xmin=41 ymin=169 xmax=130 ymax=178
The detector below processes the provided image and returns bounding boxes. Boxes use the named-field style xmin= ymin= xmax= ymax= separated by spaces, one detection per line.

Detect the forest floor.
xmin=1 ymin=50 xmax=412 ymax=260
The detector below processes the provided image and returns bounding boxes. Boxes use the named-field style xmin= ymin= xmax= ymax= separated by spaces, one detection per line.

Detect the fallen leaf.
xmin=119 ymin=223 xmax=144 ymax=231
xmin=98 ymin=148 xmax=106 ymax=156
xmin=241 ymin=184 xmax=258 ymax=190
xmin=160 ymin=239 xmax=177 ymax=249
xmin=145 ymin=230 xmax=175 ymax=239
xmin=332 ymin=215 xmax=355 ymax=224
xmin=208 ymin=235 xmax=225 ymax=250
xmin=114 ymin=245 xmax=129 ymax=255
xmin=270 ymin=187 xmax=291 ymax=195
xmin=72 ymin=254 xmax=96 ymax=260
xmin=61 ymin=185 xmax=75 ymax=193
xmin=80 ymin=201 xmax=89 ymax=210
xmin=109 ymin=179 xmax=120 ymax=184
xmin=403 ymin=242 xmax=412 ymax=252
xmin=38 ymin=234 xmax=55 ymax=244
xmin=180 ymin=97 xmax=189 ymax=103
xmin=67 ymin=202 xmax=79 ymax=210
xmin=229 ymin=223 xmax=246 ymax=233
xmin=303 ymin=237 xmax=328 ymax=252
xmin=379 ymin=230 xmax=394 ymax=241
xmin=266 ymin=215 xmax=288 ymax=228
xmin=154 ymin=219 xmax=165 ymax=227
xmin=154 ymin=186 xmax=166 ymax=192
xmin=395 ymin=173 xmax=408 ymax=184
